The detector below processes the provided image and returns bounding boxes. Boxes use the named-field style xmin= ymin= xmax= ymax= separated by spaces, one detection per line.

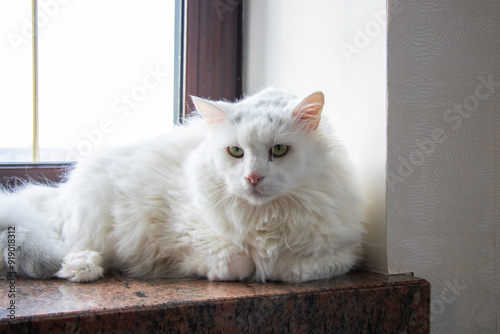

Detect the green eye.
xmin=270 ymin=144 xmax=288 ymax=158
xmin=228 ymin=146 xmax=244 ymax=158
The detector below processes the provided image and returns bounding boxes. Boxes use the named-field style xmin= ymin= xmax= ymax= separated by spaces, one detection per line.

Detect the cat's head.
xmin=192 ymin=88 xmax=325 ymax=206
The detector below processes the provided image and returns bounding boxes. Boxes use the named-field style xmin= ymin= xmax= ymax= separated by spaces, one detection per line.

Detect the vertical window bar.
xmin=32 ymin=0 xmax=40 ymax=163
xmin=173 ymin=0 xmax=185 ymax=125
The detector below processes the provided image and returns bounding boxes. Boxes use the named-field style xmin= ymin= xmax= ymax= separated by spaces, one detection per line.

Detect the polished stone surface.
xmin=0 ymin=271 xmax=430 ymax=333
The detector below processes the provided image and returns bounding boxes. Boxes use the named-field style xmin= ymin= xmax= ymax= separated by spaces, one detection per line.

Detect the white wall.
xmin=243 ymin=0 xmax=388 ymax=273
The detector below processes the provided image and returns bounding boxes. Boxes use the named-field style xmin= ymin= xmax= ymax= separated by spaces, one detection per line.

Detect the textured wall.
xmin=386 ymin=0 xmax=499 ymax=332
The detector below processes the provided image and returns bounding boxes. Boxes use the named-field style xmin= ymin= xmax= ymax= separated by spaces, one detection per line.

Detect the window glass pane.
xmin=38 ymin=0 xmax=175 ymax=162
xmin=0 ymin=1 xmax=33 ymax=162
xmin=0 ymin=0 xmax=176 ymax=163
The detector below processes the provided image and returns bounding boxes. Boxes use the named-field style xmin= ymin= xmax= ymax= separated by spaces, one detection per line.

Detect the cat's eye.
xmin=227 ymin=146 xmax=244 ymax=158
xmin=270 ymin=145 xmax=288 ymax=158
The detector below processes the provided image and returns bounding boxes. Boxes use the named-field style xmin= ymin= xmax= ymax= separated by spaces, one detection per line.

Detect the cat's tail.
xmin=0 ymin=185 xmax=68 ymax=279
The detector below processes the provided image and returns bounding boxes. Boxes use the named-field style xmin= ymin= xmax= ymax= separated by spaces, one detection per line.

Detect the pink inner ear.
xmin=292 ymin=91 xmax=325 ymax=131
xmin=191 ymin=96 xmax=227 ymax=125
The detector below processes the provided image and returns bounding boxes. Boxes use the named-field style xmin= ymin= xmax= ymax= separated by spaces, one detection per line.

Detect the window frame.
xmin=0 ymin=0 xmax=243 ymax=186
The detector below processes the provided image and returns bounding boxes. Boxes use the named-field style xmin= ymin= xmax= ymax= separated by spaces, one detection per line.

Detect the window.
xmin=1 ymin=0 xmax=176 ymax=163
xmin=0 ymin=0 xmax=242 ymax=185
xmin=0 ymin=1 xmax=32 ymax=162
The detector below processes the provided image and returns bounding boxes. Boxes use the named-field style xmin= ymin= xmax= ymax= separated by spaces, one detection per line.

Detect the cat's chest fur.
xmin=186 ymin=194 xmax=326 ymax=281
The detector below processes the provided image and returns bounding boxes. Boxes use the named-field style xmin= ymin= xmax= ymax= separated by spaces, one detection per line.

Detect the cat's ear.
xmin=291 ymin=91 xmax=324 ymax=131
xmin=191 ymin=96 xmax=227 ymax=125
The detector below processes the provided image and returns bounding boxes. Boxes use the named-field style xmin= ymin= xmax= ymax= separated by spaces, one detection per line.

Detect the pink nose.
xmin=246 ymin=173 xmax=263 ymax=185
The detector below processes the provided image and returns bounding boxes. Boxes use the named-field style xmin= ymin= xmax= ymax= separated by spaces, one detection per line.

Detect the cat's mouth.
xmin=244 ymin=186 xmax=274 ymax=205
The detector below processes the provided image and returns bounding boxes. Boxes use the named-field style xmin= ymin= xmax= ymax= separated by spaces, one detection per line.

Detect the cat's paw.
xmin=273 ymin=251 xmax=357 ymax=283
xmin=206 ymin=252 xmax=255 ymax=281
xmin=55 ymin=250 xmax=104 ymax=282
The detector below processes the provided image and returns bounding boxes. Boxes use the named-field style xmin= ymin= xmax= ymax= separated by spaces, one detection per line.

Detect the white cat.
xmin=0 ymin=88 xmax=365 ymax=283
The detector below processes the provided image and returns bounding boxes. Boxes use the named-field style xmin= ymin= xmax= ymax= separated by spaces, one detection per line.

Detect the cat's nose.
xmin=245 ymin=173 xmax=263 ymax=185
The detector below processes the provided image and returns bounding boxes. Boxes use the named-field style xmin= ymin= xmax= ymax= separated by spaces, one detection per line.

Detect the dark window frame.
xmin=0 ymin=0 xmax=243 ymax=187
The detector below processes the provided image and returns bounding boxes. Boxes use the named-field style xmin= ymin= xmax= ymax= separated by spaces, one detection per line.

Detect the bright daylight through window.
xmin=0 ymin=0 xmax=176 ymax=163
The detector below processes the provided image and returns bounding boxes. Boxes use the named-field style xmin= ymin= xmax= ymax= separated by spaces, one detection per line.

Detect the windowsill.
xmin=1 ymin=271 xmax=430 ymax=333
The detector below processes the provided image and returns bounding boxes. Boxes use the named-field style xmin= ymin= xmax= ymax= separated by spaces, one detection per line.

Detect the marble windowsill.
xmin=0 ymin=270 xmax=430 ymax=333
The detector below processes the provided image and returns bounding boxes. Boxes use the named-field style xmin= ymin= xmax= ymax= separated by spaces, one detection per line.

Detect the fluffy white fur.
xmin=0 ymin=88 xmax=365 ymax=283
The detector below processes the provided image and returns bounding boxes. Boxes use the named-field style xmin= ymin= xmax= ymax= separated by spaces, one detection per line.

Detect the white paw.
xmin=207 ymin=252 xmax=255 ymax=281
xmin=55 ymin=250 xmax=104 ymax=282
